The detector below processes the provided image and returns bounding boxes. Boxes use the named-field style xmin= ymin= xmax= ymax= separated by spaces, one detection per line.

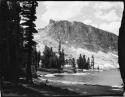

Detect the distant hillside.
xmin=34 ymin=19 xmax=118 ymax=69
xmin=42 ymin=19 xmax=118 ymax=53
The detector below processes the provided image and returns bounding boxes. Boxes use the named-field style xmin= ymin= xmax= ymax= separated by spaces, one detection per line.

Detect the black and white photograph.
xmin=0 ymin=0 xmax=125 ymax=96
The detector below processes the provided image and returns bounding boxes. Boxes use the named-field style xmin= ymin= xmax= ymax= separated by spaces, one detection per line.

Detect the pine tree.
xmin=32 ymin=45 xmax=40 ymax=71
xmin=86 ymin=57 xmax=90 ymax=69
xmin=58 ymin=40 xmax=62 ymax=70
xmin=77 ymin=54 xmax=83 ymax=69
xmin=20 ymin=1 xmax=38 ymax=83
xmin=41 ymin=46 xmax=59 ymax=69
xmin=42 ymin=45 xmax=50 ymax=68
xmin=91 ymin=55 xmax=94 ymax=69
xmin=61 ymin=49 xmax=65 ymax=66
xmin=0 ymin=0 xmax=23 ymax=82
xmin=83 ymin=55 xmax=86 ymax=69
xmin=0 ymin=0 xmax=11 ymax=80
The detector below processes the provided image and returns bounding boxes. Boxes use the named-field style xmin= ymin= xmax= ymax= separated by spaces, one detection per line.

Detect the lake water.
xmin=43 ymin=69 xmax=123 ymax=87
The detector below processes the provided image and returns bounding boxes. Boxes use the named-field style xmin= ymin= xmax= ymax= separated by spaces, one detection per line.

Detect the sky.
xmin=35 ymin=1 xmax=124 ymax=36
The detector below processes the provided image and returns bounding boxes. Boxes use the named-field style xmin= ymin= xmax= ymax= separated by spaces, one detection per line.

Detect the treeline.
xmin=77 ymin=54 xmax=94 ymax=69
xmin=38 ymin=40 xmax=95 ymax=71
xmin=64 ymin=54 xmax=95 ymax=70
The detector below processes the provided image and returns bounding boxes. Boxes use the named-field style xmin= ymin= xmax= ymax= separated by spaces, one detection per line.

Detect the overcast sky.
xmin=35 ymin=1 xmax=124 ymax=36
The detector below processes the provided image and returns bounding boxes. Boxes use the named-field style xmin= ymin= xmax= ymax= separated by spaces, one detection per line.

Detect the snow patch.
xmin=44 ymin=72 xmax=88 ymax=77
xmin=44 ymin=74 xmax=55 ymax=77
xmin=72 ymin=72 xmax=89 ymax=75
xmin=100 ymin=63 xmax=116 ymax=70
xmin=111 ymin=85 xmax=123 ymax=88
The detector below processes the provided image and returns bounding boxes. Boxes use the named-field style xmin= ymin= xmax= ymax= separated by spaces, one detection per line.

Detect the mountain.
xmin=34 ymin=19 xmax=119 ymax=69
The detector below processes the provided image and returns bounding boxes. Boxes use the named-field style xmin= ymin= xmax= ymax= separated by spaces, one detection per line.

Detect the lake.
xmin=43 ymin=69 xmax=123 ymax=87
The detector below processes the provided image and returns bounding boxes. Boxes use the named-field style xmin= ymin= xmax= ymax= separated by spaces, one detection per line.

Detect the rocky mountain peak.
xmin=45 ymin=19 xmax=118 ymax=54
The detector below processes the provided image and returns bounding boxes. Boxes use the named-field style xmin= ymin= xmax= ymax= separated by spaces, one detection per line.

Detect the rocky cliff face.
xmin=43 ymin=19 xmax=118 ymax=54
xmin=34 ymin=19 xmax=119 ymax=69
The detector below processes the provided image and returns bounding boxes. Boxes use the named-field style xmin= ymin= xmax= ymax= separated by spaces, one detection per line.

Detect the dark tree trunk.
xmin=118 ymin=1 xmax=125 ymax=91
xmin=1 ymin=0 xmax=21 ymax=83
xmin=26 ymin=48 xmax=32 ymax=82
xmin=0 ymin=0 xmax=9 ymax=80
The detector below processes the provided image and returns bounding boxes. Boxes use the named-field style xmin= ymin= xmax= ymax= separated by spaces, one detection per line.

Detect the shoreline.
xmin=36 ymin=69 xmax=124 ymax=95
xmin=2 ymin=71 xmax=124 ymax=96
xmin=33 ymin=77 xmax=123 ymax=96
xmin=34 ymin=71 xmax=123 ymax=96
xmin=37 ymin=75 xmax=123 ymax=88
xmin=37 ymin=69 xmax=122 ymax=87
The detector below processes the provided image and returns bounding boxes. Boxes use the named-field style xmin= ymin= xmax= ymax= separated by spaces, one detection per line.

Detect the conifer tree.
xmin=83 ymin=55 xmax=86 ymax=69
xmin=0 ymin=0 xmax=22 ymax=82
xmin=72 ymin=58 xmax=76 ymax=73
xmin=0 ymin=0 xmax=7 ymax=80
xmin=58 ymin=40 xmax=62 ymax=70
xmin=0 ymin=0 xmax=12 ymax=80
xmin=91 ymin=55 xmax=94 ymax=69
xmin=77 ymin=54 xmax=83 ymax=69
xmin=61 ymin=49 xmax=65 ymax=66
xmin=42 ymin=45 xmax=50 ymax=68
xmin=20 ymin=1 xmax=38 ymax=82
xmin=86 ymin=57 xmax=90 ymax=69
xmin=41 ymin=45 xmax=60 ymax=69
xmin=10 ymin=1 xmax=22 ymax=82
